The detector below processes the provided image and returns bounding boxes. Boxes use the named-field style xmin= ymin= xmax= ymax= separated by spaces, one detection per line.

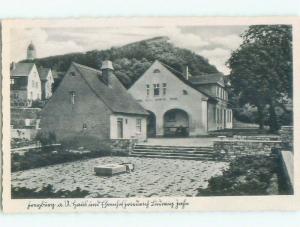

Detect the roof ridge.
xmin=72 ymin=63 xmax=114 ymax=113
xmin=193 ymin=72 xmax=224 ymax=77
xmin=160 ymin=61 xmax=186 ymax=77
xmin=72 ymin=62 xmax=102 ymax=74
xmin=156 ymin=61 xmax=217 ymax=102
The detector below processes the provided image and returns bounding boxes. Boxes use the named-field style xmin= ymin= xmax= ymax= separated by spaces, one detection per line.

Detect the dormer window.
xmin=153 ymin=69 xmax=160 ymax=73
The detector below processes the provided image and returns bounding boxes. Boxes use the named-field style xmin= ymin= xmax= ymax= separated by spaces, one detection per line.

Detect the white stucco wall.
xmin=27 ymin=65 xmax=42 ymax=101
xmin=128 ymin=60 xmax=210 ymax=136
xmin=43 ymin=70 xmax=54 ymax=99
xmin=110 ymin=114 xmax=147 ymax=141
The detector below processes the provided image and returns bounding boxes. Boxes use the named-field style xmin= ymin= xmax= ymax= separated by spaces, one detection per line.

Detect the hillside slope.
xmin=22 ymin=36 xmax=219 ymax=89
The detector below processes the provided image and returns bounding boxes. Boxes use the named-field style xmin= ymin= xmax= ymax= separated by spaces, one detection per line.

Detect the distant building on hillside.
xmin=129 ymin=60 xmax=232 ymax=137
xmin=40 ymin=61 xmax=148 ymax=142
xmin=38 ymin=67 xmax=54 ymax=100
xmin=10 ymin=62 xmax=42 ymax=107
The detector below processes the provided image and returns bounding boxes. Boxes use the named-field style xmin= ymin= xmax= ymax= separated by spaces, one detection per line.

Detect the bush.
xmin=35 ymin=131 xmax=57 ymax=146
xmin=60 ymin=135 xmax=111 ymax=154
xmin=11 ymin=137 xmax=112 ymax=172
xmin=197 ymin=156 xmax=292 ymax=196
xmin=12 ymin=184 xmax=89 ymax=199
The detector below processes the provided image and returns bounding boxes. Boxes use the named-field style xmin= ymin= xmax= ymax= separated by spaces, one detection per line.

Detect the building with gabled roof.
xmin=40 ymin=61 xmax=148 ymax=142
xmin=38 ymin=67 xmax=54 ymax=100
xmin=129 ymin=60 xmax=232 ymax=137
xmin=10 ymin=62 xmax=42 ymax=106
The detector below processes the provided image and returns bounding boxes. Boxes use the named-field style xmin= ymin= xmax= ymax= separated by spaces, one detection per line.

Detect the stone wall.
xmin=110 ymin=139 xmax=137 ymax=156
xmin=232 ymin=135 xmax=280 ymax=141
xmin=214 ymin=139 xmax=282 ymax=161
xmin=279 ymin=150 xmax=294 ymax=189
xmin=11 ymin=128 xmax=39 ymax=140
xmin=279 ymin=126 xmax=293 ymax=150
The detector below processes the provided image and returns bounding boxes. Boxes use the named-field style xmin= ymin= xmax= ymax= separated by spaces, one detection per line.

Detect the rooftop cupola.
xmin=27 ymin=41 xmax=36 ymax=60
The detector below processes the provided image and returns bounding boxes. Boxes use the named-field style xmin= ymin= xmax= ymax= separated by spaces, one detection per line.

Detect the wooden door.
xmin=117 ymin=118 xmax=123 ymax=138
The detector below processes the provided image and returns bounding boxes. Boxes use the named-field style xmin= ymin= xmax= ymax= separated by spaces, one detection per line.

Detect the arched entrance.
xmin=163 ymin=109 xmax=189 ymax=137
xmin=147 ymin=110 xmax=156 ymax=137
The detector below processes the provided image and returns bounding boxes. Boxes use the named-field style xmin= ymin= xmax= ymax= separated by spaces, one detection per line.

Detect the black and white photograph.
xmin=1 ymin=18 xmax=297 ymax=212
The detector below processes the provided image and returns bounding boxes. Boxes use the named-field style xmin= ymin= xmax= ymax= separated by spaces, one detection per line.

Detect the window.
xmin=136 ymin=119 xmax=142 ymax=133
xmin=32 ymin=80 xmax=35 ymax=87
xmin=153 ymin=69 xmax=160 ymax=73
xmin=167 ymin=112 xmax=176 ymax=122
xmin=163 ymin=83 xmax=167 ymax=95
xmin=83 ymin=123 xmax=87 ymax=130
xmin=10 ymin=79 xmax=14 ymax=84
xmin=70 ymin=91 xmax=76 ymax=104
xmin=25 ymin=119 xmax=31 ymax=126
xmin=216 ymin=87 xmax=220 ymax=98
xmin=70 ymin=72 xmax=76 ymax=77
xmin=153 ymin=84 xmax=160 ymax=96
xmin=146 ymin=84 xmax=150 ymax=96
xmin=182 ymin=89 xmax=188 ymax=95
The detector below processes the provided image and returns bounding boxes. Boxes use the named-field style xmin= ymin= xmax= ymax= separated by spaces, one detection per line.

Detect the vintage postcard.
xmin=1 ymin=17 xmax=299 ymax=213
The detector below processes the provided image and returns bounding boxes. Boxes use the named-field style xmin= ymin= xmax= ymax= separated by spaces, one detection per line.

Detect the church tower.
xmin=27 ymin=41 xmax=36 ymax=60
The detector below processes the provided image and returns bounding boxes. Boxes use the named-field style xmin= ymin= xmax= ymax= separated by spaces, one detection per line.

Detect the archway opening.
xmin=163 ymin=109 xmax=189 ymax=137
xmin=147 ymin=110 xmax=156 ymax=137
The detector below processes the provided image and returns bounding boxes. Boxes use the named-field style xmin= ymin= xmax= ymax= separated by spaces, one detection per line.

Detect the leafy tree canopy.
xmin=227 ymin=25 xmax=293 ymax=131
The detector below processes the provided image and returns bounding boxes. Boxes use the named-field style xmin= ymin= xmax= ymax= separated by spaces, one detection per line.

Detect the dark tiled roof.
xmin=189 ymin=73 xmax=225 ymax=86
xmin=73 ymin=62 xmax=148 ymax=115
xmin=159 ymin=61 xmax=217 ymax=102
xmin=11 ymin=63 xmax=36 ymax=90
xmin=11 ymin=77 xmax=28 ymax=90
xmin=11 ymin=63 xmax=35 ymax=77
xmin=38 ymin=67 xmax=50 ymax=81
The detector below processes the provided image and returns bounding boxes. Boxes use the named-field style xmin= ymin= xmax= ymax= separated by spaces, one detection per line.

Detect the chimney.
xmin=184 ymin=65 xmax=189 ymax=80
xmin=10 ymin=62 xmax=16 ymax=71
xmin=101 ymin=60 xmax=114 ymax=85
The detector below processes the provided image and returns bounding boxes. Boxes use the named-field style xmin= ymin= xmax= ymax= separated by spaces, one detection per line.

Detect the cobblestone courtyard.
xmin=12 ymin=157 xmax=228 ymax=198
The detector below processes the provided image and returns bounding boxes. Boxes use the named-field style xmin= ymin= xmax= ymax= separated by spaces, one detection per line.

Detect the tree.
xmin=227 ymin=25 xmax=292 ymax=132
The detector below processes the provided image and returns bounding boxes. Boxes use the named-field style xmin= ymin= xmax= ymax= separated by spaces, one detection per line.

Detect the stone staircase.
xmin=131 ymin=144 xmax=216 ymax=161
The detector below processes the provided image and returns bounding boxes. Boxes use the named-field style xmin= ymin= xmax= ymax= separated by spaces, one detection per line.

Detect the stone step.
xmin=130 ymin=153 xmax=215 ymax=161
xmin=134 ymin=145 xmax=213 ymax=151
xmin=130 ymin=152 xmax=214 ymax=160
xmin=132 ymin=149 xmax=213 ymax=155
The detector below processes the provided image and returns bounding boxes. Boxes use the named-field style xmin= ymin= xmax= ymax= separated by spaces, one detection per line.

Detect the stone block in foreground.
xmin=94 ymin=164 xmax=127 ymax=176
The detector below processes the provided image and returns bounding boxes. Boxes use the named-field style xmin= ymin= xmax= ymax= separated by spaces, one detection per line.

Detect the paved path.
xmin=12 ymin=156 xmax=228 ymax=198
xmin=138 ymin=138 xmax=216 ymax=147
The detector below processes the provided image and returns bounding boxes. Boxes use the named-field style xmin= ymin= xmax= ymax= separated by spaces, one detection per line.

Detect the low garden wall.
xmin=214 ymin=138 xmax=282 ymax=161
xmin=110 ymin=139 xmax=137 ymax=156
xmin=232 ymin=135 xmax=280 ymax=141
xmin=11 ymin=128 xmax=39 ymax=140
xmin=279 ymin=126 xmax=293 ymax=150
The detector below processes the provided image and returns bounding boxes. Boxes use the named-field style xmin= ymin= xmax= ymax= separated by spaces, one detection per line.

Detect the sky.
xmin=10 ymin=25 xmax=248 ymax=74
